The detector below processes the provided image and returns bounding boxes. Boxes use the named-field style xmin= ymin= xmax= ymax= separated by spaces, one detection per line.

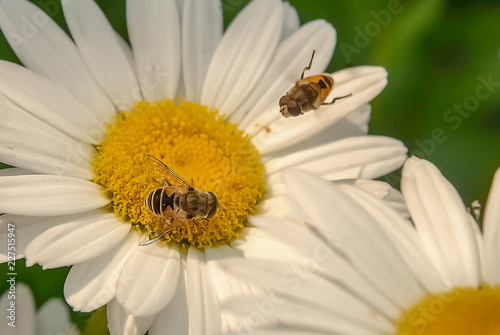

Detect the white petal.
xmin=25 ymin=212 xmax=130 ymax=269
xmin=64 ymin=232 xmax=138 ymax=312
xmin=63 ymin=0 xmax=140 ymax=110
xmin=0 ymin=215 xmax=63 ymax=262
xmin=249 ymin=329 xmax=334 ymax=335
xmin=0 ymin=95 xmax=95 ymax=179
xmin=482 ymin=167 xmax=500 ymax=284
xmin=36 ymin=299 xmax=77 ymax=335
xmin=182 ymin=0 xmax=222 ymax=102
xmin=248 ymin=215 xmax=401 ymax=319
xmin=340 ymin=184 xmax=447 ymax=294
xmin=283 ymin=169 xmax=425 ymax=309
xmin=115 ymin=32 xmax=135 ymax=70
xmin=205 ymin=245 xmax=256 ymax=302
xmin=467 ymin=213 xmax=483 ymax=275
xmin=225 ymin=295 xmax=383 ymax=335
xmin=231 ymin=227 xmax=300 ymax=263
xmin=337 ymin=179 xmax=410 ymax=218
xmin=237 ymin=20 xmax=335 ymax=127
xmin=0 ymin=61 xmax=105 ymax=144
xmin=0 ymin=175 xmax=109 ymax=216
xmin=0 ymin=283 xmax=35 ymax=335
xmin=127 ymin=0 xmax=181 ymax=101
xmin=201 ymin=0 xmax=283 ymax=117
xmin=0 ymin=146 xmax=92 ymax=180
xmin=0 ymin=0 xmax=114 ymax=120
xmin=259 ymin=104 xmax=371 ymax=160
xmin=149 ymin=260 xmax=189 ymax=335
xmin=107 ymin=299 xmax=155 ymax=335
xmin=257 ymin=196 xmax=290 ymax=217
xmin=402 ymin=157 xmax=481 ymax=287
xmin=251 ymin=66 xmax=387 ymax=154
xmin=0 ymin=168 xmax=34 ymax=177
xmin=266 ymin=136 xmax=407 ymax=188
xmin=281 ymin=2 xmax=300 ymax=41
xmin=221 ymin=259 xmax=392 ymax=333
xmin=116 ymin=243 xmax=181 ymax=317
xmin=186 ymin=247 xmax=221 ymax=335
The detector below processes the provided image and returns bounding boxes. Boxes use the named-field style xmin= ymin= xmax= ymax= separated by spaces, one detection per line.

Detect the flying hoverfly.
xmin=279 ymin=50 xmax=352 ymax=118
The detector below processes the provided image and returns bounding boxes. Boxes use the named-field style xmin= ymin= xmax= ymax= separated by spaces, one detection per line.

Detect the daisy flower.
xmin=223 ymin=157 xmax=500 ymax=335
xmin=0 ymin=283 xmax=79 ymax=335
xmin=0 ymin=0 xmax=407 ymax=333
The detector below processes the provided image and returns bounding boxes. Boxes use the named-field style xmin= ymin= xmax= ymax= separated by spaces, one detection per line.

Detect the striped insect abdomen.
xmin=145 ymin=187 xmax=176 ymax=217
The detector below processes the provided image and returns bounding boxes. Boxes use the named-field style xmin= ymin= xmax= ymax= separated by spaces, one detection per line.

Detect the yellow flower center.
xmin=397 ymin=285 xmax=500 ymax=335
xmin=93 ymin=99 xmax=266 ymax=248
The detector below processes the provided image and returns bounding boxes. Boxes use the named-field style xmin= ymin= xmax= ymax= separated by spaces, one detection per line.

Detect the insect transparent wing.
xmin=143 ymin=154 xmax=192 ymax=188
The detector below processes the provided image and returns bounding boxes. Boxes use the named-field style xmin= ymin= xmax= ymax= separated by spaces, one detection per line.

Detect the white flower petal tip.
xmin=201 ymin=0 xmax=283 ymax=116
xmin=481 ymin=167 xmax=500 ymax=284
xmin=36 ymin=299 xmax=77 ymax=335
xmin=0 ymin=283 xmax=36 ymax=335
xmin=0 ymin=175 xmax=109 ymax=216
xmin=116 ymin=244 xmax=181 ymax=317
xmin=250 ymin=66 xmax=388 ymax=154
xmin=25 ymin=212 xmax=130 ymax=269
xmin=62 ymin=0 xmax=141 ymax=110
xmin=64 ymin=233 xmax=138 ymax=312
xmin=401 ymin=157 xmax=481 ymax=287
xmin=281 ymin=1 xmax=300 ymax=41
xmin=0 ymin=0 xmax=114 ymax=121
xmin=0 ymin=95 xmax=96 ymax=179
xmin=0 ymin=61 xmax=105 ymax=145
xmin=266 ymin=136 xmax=407 ymax=183
xmin=0 ymin=215 xmax=53 ymax=262
xmin=107 ymin=299 xmax=155 ymax=335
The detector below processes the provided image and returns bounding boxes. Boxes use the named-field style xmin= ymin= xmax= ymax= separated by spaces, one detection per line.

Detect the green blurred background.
xmin=0 ymin=0 xmax=499 ymax=333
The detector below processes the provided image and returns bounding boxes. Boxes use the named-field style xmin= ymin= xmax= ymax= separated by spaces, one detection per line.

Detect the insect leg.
xmin=300 ymin=50 xmax=316 ymax=79
xmin=139 ymin=232 xmax=166 ymax=246
xmin=322 ymin=93 xmax=353 ymax=105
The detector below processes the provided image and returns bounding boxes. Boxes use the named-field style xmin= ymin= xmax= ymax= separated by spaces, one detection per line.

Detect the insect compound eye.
xmin=279 ymin=95 xmax=290 ymax=106
xmin=287 ymin=100 xmax=302 ymax=117
xmin=205 ymin=192 xmax=218 ymax=219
